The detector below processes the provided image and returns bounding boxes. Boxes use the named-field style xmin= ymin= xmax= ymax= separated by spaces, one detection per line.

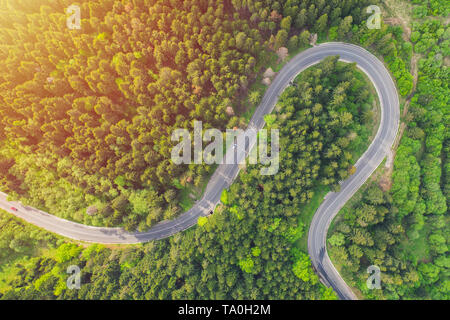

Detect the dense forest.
xmin=0 ymin=57 xmax=376 ymax=299
xmin=0 ymin=0 xmax=446 ymax=300
xmin=411 ymin=0 xmax=450 ymax=17
xmin=328 ymin=0 xmax=449 ymax=300
xmin=0 ymin=0 xmax=374 ymax=230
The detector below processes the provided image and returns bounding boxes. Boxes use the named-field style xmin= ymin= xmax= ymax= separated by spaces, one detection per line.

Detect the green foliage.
xmin=275 ymin=29 xmax=288 ymax=49
xmin=81 ymin=244 xmax=105 ymax=260
xmin=267 ymin=218 xmax=281 ymax=232
xmin=220 ymin=189 xmax=229 ymax=205
xmin=55 ymin=244 xmax=82 ymax=263
xmin=283 ymin=222 xmax=305 ymax=243
xmin=328 ymin=233 xmax=345 ymax=246
xmin=229 ymin=205 xmax=244 ymax=220
xmin=391 ymin=137 xmax=421 ymax=217
xmin=411 ymin=0 xmax=450 ymax=17
xmin=0 ymin=210 xmax=58 ymax=264
xmin=291 ymin=250 xmax=318 ymax=284
xmin=197 ymin=216 xmax=208 ymax=227
xmin=321 ymin=287 xmax=339 ymax=300
xmin=263 ymin=114 xmax=277 ymax=126
xmin=412 ymin=20 xmax=444 ymax=54
xmin=239 ymin=256 xmax=255 ymax=274
xmin=251 ymin=247 xmax=261 ymax=257
xmin=328 ymin=26 xmax=339 ymax=41
xmin=248 ymin=90 xmax=261 ymax=105
xmin=352 ymin=22 xmax=414 ymax=96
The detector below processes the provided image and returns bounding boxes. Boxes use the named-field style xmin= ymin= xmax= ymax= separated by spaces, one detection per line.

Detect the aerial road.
xmin=0 ymin=42 xmax=399 ymax=300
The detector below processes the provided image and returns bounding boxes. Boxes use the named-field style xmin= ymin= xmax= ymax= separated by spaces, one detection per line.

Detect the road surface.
xmin=0 ymin=43 xmax=399 ymax=299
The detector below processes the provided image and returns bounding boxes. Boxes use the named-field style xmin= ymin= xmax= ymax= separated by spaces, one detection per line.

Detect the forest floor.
xmin=383 ymin=0 xmax=414 ymax=29
xmin=178 ymin=168 xmax=216 ymax=213
xmin=399 ymin=223 xmax=432 ymax=264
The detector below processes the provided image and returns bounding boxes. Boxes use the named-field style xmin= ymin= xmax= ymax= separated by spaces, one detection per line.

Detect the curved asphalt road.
xmin=0 ymin=43 xmax=399 ymax=299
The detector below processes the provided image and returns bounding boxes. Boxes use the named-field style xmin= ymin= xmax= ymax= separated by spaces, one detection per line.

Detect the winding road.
xmin=0 ymin=42 xmax=399 ymax=300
